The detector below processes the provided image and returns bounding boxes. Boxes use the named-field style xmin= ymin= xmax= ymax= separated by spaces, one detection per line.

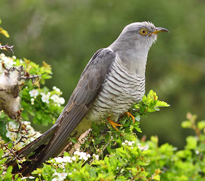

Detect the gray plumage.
xmin=7 ymin=21 xmax=168 ymax=175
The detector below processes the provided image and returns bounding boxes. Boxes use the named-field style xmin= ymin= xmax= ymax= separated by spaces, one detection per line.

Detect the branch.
xmin=0 ymin=44 xmax=14 ymax=54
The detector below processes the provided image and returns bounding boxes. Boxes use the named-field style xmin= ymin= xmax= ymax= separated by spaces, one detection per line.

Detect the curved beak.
xmin=148 ymin=27 xmax=169 ymax=36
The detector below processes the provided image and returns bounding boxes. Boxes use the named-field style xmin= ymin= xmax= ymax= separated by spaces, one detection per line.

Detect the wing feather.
xmin=36 ymin=48 xmax=116 ymax=164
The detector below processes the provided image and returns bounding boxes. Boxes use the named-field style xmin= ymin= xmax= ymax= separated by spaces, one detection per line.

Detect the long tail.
xmin=6 ymin=104 xmax=89 ymax=176
xmin=6 ymin=124 xmax=58 ymax=176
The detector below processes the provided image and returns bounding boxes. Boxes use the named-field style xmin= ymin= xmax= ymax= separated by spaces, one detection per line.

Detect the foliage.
xmin=0 ymin=15 xmax=205 ymax=180
xmin=145 ymin=113 xmax=205 ymax=181
xmin=0 ymin=19 xmax=9 ymax=38
xmin=22 ymin=113 xmax=204 ymax=181
xmin=0 ymin=52 xmax=204 ymax=180
xmin=1 ymin=0 xmax=204 ymax=148
xmin=1 ymin=87 xmax=169 ymax=180
xmin=0 ymin=53 xmax=65 ymax=142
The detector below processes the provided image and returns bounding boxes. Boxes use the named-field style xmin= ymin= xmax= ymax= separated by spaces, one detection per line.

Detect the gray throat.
xmin=108 ymin=42 xmax=148 ymax=76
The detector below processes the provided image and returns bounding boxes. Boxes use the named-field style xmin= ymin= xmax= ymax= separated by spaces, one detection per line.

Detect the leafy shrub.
xmin=1 ymin=20 xmax=204 ymax=181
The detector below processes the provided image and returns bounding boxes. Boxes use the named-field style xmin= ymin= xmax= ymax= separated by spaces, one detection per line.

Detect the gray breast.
xmin=87 ymin=57 xmax=145 ymax=121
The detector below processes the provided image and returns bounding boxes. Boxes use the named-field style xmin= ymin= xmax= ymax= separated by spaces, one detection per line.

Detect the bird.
xmin=7 ymin=21 xmax=168 ymax=176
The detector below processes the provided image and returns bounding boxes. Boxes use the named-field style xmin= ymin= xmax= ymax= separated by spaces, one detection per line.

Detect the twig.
xmin=0 ymin=44 xmax=14 ymax=54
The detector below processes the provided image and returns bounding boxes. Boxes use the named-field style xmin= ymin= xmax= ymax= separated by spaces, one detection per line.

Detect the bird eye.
xmin=140 ymin=28 xmax=148 ymax=35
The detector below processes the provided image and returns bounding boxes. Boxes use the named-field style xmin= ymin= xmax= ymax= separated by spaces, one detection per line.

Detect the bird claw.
xmin=107 ymin=118 xmax=123 ymax=136
xmin=125 ymin=112 xmax=135 ymax=124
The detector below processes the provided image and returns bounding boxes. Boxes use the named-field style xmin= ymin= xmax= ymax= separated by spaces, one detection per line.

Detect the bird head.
xmin=110 ymin=21 xmax=168 ymax=52
xmin=109 ymin=21 xmax=168 ymax=74
xmin=117 ymin=21 xmax=168 ymax=51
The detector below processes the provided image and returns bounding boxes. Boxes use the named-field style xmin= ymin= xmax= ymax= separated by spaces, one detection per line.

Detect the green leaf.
xmin=36 ymin=111 xmax=42 ymax=120
xmin=197 ymin=120 xmax=205 ymax=130
xmin=155 ymin=100 xmax=170 ymax=107
xmin=185 ymin=136 xmax=197 ymax=150
xmin=0 ymin=28 xmax=9 ymax=38
xmin=0 ymin=149 xmax=3 ymax=158
xmin=133 ymin=124 xmax=142 ymax=133
xmin=181 ymin=121 xmax=192 ymax=128
xmin=153 ymin=174 xmax=160 ymax=181
xmin=70 ymin=138 xmax=78 ymax=144
xmin=21 ymin=111 xmax=29 ymax=120
xmin=151 ymin=136 xmax=158 ymax=144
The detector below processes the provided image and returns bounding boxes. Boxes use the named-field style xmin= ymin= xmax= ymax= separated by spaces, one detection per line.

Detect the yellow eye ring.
xmin=140 ymin=28 xmax=148 ymax=35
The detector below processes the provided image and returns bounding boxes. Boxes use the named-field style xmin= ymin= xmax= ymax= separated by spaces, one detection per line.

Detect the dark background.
xmin=1 ymin=0 xmax=205 ymax=149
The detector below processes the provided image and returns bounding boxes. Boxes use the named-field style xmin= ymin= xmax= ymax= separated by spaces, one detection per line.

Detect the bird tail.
xmin=6 ymin=104 xmax=89 ymax=176
xmin=6 ymin=123 xmax=58 ymax=176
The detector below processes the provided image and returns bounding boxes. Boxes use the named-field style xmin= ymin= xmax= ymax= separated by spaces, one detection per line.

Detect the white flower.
xmin=122 ymin=140 xmax=135 ymax=146
xmin=54 ymin=157 xmax=64 ymax=163
xmin=12 ymin=56 xmax=16 ymax=60
xmin=41 ymin=93 xmax=50 ymax=104
xmin=22 ymin=177 xmax=28 ymax=180
xmin=0 ymin=53 xmax=5 ymax=57
xmin=19 ymin=59 xmax=23 ymax=64
xmin=28 ymin=176 xmax=35 ymax=179
xmin=29 ymin=90 xmax=39 ymax=98
xmin=31 ymin=98 xmax=35 ymax=105
xmin=59 ymin=97 xmax=65 ymax=104
xmin=6 ymin=131 xmax=18 ymax=141
xmin=52 ymin=172 xmax=67 ymax=181
xmin=53 ymin=86 xmax=61 ymax=92
xmin=22 ymin=121 xmax=30 ymax=125
xmin=137 ymin=143 xmax=149 ymax=151
xmin=74 ymin=150 xmax=91 ymax=161
xmin=51 ymin=94 xmax=59 ymax=102
xmin=1 ymin=56 xmax=15 ymax=68
xmin=51 ymin=94 xmax=65 ymax=106
xmin=93 ymin=154 xmax=99 ymax=160
xmin=63 ymin=156 xmax=72 ymax=163
xmin=7 ymin=121 xmax=17 ymax=130
xmin=128 ymin=141 xmax=134 ymax=146
xmin=0 ymin=62 xmax=2 ymax=72
xmin=74 ymin=150 xmax=80 ymax=156
xmin=27 ymin=127 xmax=35 ymax=135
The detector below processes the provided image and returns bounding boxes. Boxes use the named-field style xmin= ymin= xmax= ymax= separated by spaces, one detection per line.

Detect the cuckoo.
xmin=7 ymin=21 xmax=168 ymax=175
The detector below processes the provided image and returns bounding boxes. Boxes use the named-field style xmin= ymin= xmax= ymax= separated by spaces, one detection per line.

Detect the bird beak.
xmin=148 ymin=27 xmax=169 ymax=36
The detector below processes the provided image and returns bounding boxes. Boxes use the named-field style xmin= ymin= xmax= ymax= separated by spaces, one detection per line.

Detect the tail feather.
xmin=6 ymin=104 xmax=89 ymax=176
xmin=6 ymin=124 xmax=58 ymax=176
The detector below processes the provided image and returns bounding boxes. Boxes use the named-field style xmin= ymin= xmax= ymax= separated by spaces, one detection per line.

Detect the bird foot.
xmin=125 ymin=112 xmax=135 ymax=124
xmin=107 ymin=118 xmax=123 ymax=136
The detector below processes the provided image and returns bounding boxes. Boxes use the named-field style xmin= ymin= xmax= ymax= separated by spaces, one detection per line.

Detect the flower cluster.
xmin=40 ymin=92 xmax=50 ymax=104
xmin=54 ymin=156 xmax=76 ymax=164
xmin=93 ymin=154 xmax=99 ymax=160
xmin=122 ymin=140 xmax=135 ymax=147
xmin=51 ymin=94 xmax=65 ymax=106
xmin=0 ymin=53 xmax=16 ymax=70
xmin=6 ymin=121 xmax=42 ymax=149
xmin=137 ymin=143 xmax=149 ymax=151
xmin=29 ymin=86 xmax=65 ymax=106
xmin=29 ymin=89 xmax=39 ymax=98
xmin=74 ymin=150 xmax=91 ymax=161
xmin=52 ymin=172 xmax=68 ymax=181
xmin=122 ymin=140 xmax=149 ymax=151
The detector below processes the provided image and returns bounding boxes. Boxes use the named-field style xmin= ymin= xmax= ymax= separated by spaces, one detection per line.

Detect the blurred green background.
xmin=1 ymin=0 xmax=205 ymax=149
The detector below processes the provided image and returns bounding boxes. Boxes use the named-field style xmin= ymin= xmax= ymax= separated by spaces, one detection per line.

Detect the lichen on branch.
xmin=0 ymin=59 xmax=39 ymax=119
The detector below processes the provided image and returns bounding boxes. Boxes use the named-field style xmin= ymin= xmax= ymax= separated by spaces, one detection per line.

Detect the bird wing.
xmin=36 ymin=48 xmax=116 ymax=164
xmin=7 ymin=48 xmax=116 ymax=176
